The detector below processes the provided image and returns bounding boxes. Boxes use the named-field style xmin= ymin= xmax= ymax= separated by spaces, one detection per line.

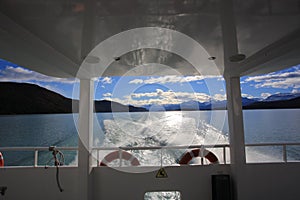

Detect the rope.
xmin=56 ymin=164 xmax=63 ymax=192
xmin=45 ymin=146 xmax=65 ymax=192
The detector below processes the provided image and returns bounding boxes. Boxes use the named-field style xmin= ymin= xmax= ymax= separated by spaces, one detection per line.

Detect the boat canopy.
xmin=0 ymin=0 xmax=299 ymax=78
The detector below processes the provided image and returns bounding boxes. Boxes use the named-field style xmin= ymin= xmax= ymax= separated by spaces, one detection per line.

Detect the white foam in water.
xmin=144 ymin=191 xmax=181 ymax=200
xmin=68 ymin=153 xmax=78 ymax=166
xmin=96 ymin=112 xmax=281 ymax=167
xmin=103 ymin=113 xmax=196 ymax=147
xmin=246 ymin=146 xmax=283 ymax=163
xmin=96 ymin=112 xmax=224 ymax=166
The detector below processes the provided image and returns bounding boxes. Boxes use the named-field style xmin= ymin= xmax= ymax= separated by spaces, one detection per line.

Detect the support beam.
xmin=80 ymin=0 xmax=97 ymax=60
xmin=78 ymin=79 xmax=94 ymax=200
xmin=219 ymin=0 xmax=239 ymax=76
xmin=0 ymin=12 xmax=78 ymax=78
xmin=237 ymin=28 xmax=300 ymax=76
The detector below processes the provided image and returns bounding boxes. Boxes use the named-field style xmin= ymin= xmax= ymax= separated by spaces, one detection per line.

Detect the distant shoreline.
xmin=1 ymin=82 xmax=299 ymax=115
xmin=1 ymin=107 xmax=300 ymax=116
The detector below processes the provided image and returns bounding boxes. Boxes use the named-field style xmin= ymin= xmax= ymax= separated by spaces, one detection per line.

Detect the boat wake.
xmin=93 ymin=111 xmax=282 ymax=167
xmin=95 ymin=112 xmax=227 ymax=167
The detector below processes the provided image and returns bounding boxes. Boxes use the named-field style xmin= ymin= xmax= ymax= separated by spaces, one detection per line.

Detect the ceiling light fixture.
xmin=229 ymin=54 xmax=246 ymax=62
xmin=114 ymin=57 xmax=121 ymax=61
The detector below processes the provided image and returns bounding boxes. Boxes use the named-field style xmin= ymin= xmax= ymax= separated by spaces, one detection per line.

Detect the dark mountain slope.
xmin=0 ymin=82 xmax=147 ymax=114
xmin=243 ymin=96 xmax=300 ymax=109
xmin=0 ymin=82 xmax=73 ymax=114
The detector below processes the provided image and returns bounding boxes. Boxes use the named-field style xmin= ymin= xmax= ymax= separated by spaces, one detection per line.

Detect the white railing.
xmin=0 ymin=147 xmax=77 ymax=167
xmin=1 ymin=142 xmax=300 ymax=167
xmin=245 ymin=142 xmax=300 ymax=163
xmin=92 ymin=144 xmax=230 ymax=166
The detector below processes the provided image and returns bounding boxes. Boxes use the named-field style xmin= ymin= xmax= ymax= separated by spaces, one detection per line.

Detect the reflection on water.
xmin=144 ymin=191 xmax=181 ymax=200
xmin=0 ymin=109 xmax=300 ymax=166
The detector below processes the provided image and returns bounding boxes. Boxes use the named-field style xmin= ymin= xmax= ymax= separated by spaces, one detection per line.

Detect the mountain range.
xmin=0 ymin=82 xmax=146 ymax=114
xmin=0 ymin=82 xmax=299 ymax=114
xmin=141 ymin=94 xmax=300 ymax=111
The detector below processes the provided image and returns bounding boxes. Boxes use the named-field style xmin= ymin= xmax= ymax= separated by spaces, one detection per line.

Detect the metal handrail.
xmin=1 ymin=142 xmax=300 ymax=167
xmin=245 ymin=142 xmax=300 ymax=147
xmin=0 ymin=147 xmax=77 ymax=167
xmin=94 ymin=143 xmax=300 ymax=166
xmin=0 ymin=147 xmax=77 ymax=151
xmin=92 ymin=144 xmax=230 ymax=151
xmin=245 ymin=143 xmax=300 ymax=163
xmin=93 ymin=144 xmax=230 ymax=166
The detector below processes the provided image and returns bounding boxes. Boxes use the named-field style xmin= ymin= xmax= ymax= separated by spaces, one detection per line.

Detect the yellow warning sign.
xmin=156 ymin=168 xmax=168 ymax=178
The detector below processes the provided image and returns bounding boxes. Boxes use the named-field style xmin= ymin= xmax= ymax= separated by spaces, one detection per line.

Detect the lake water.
xmin=0 ymin=109 xmax=299 ymax=166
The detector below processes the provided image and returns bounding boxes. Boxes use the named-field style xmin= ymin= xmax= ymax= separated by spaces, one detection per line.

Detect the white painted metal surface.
xmin=0 ymin=0 xmax=300 ymax=200
xmin=0 ymin=0 xmax=299 ymax=78
xmin=78 ymin=79 xmax=94 ymax=200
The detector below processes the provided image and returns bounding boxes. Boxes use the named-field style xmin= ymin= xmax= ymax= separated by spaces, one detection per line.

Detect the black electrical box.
xmin=211 ymin=174 xmax=232 ymax=200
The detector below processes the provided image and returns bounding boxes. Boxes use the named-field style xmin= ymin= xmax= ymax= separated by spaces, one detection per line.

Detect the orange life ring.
xmin=100 ymin=150 xmax=140 ymax=166
xmin=0 ymin=152 xmax=4 ymax=167
xmin=179 ymin=148 xmax=219 ymax=165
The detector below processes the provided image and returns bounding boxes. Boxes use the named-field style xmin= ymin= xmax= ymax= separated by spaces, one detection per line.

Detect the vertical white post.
xmin=283 ymin=145 xmax=287 ymax=163
xmin=223 ymin=146 xmax=226 ymax=164
xmin=219 ymin=0 xmax=246 ymax=199
xmin=219 ymin=0 xmax=246 ymax=165
xmin=225 ymin=77 xmax=246 ymax=165
xmin=78 ymin=79 xmax=94 ymax=200
xmin=225 ymin=76 xmax=246 ymax=200
xmin=79 ymin=0 xmax=96 ymax=196
xmin=34 ymin=149 xmax=38 ymax=167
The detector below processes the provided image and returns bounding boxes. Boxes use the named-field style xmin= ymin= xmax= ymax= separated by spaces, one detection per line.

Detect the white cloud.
xmin=213 ymin=94 xmax=226 ymax=101
xmin=244 ymin=68 xmax=300 ymax=89
xmin=242 ymin=93 xmax=255 ymax=99
xmin=156 ymin=89 xmax=164 ymax=96
xmin=11 ymin=67 xmax=32 ymax=74
xmin=128 ymin=75 xmax=220 ymax=85
xmin=131 ymin=89 xmax=163 ymax=98
xmin=245 ymin=70 xmax=300 ymax=82
xmin=260 ymin=93 xmax=271 ymax=99
xmin=103 ymin=92 xmax=112 ymax=97
xmin=128 ymin=79 xmax=143 ymax=84
xmin=291 ymin=89 xmax=299 ymax=94
xmin=106 ymin=89 xmax=227 ymax=106
xmin=258 ymin=78 xmax=300 ymax=89
xmin=133 ymin=90 xmax=211 ymax=102
xmin=106 ymin=96 xmax=182 ymax=107
xmin=0 ymin=66 xmax=76 ymax=84
xmin=101 ymin=77 xmax=112 ymax=84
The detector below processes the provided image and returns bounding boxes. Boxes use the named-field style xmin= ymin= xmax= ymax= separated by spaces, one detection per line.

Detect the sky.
xmin=0 ymin=59 xmax=299 ymax=106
